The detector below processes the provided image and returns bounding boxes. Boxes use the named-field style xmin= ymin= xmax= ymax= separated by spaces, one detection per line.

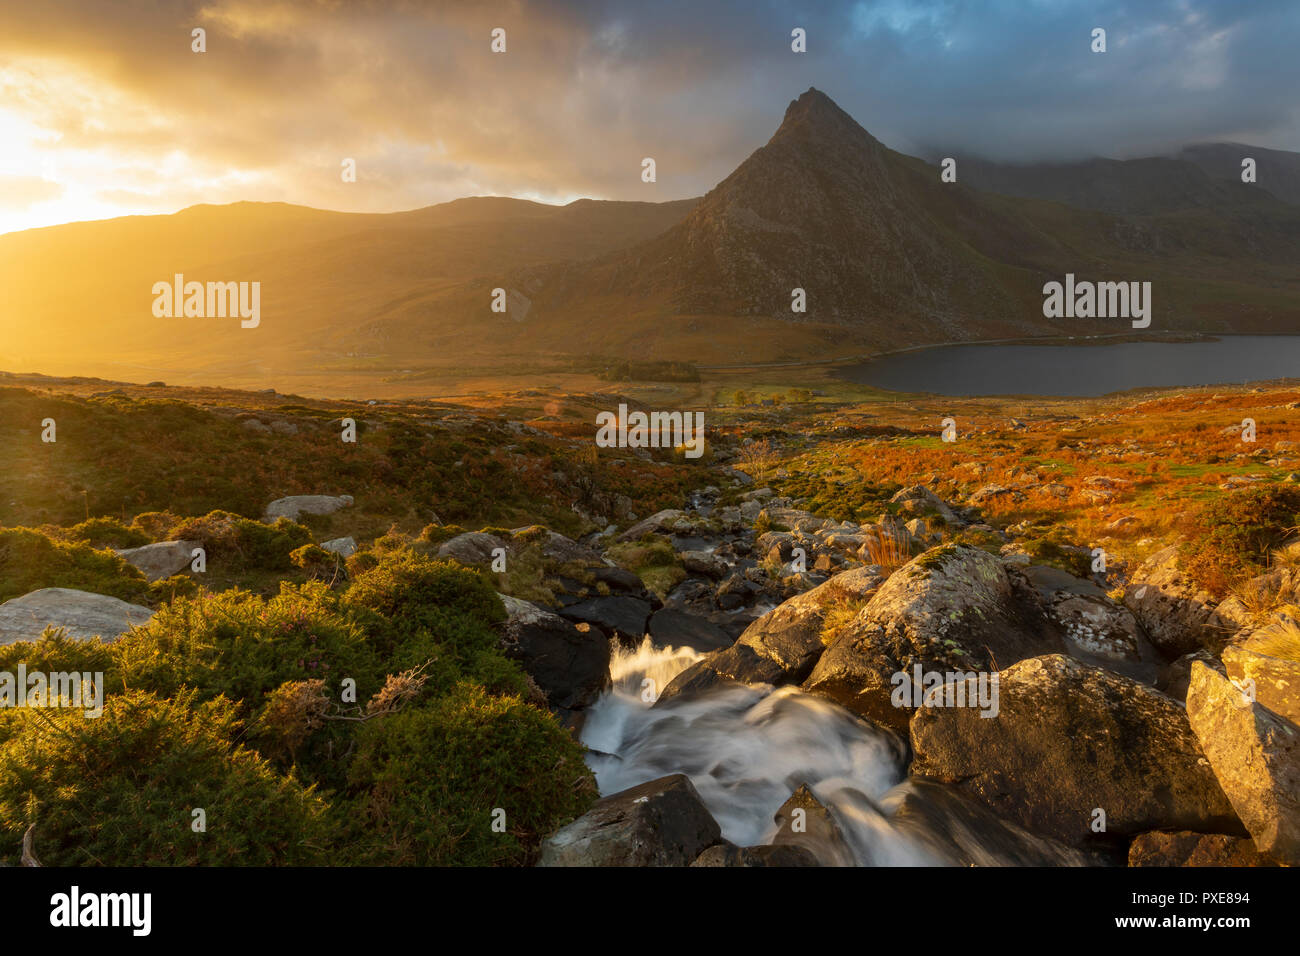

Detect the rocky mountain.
xmin=4 ymin=88 xmax=1300 ymax=383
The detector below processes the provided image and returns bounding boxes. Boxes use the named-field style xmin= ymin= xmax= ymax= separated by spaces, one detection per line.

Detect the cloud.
xmin=0 ymin=0 xmax=1296 ymax=233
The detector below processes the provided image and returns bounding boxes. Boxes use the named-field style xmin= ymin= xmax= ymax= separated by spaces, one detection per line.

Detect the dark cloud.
xmin=0 ymin=0 xmax=1296 ymax=230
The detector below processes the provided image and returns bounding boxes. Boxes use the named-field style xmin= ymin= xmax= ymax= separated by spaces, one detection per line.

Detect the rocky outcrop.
xmin=113 ymin=540 xmax=200 ymax=582
xmin=658 ymin=566 xmax=883 ymax=704
xmin=538 ymin=774 xmax=722 ymax=866
xmin=0 ymin=588 xmax=155 ymax=645
xmin=497 ymin=595 xmax=610 ymax=713
xmin=1185 ymin=662 xmax=1300 ymax=864
xmin=804 ymin=546 xmax=1064 ymax=732
xmin=1222 ymin=641 xmax=1300 ymax=726
xmin=1123 ymin=546 xmax=1226 ymax=657
xmin=910 ymin=654 xmax=1241 ymax=848
xmin=263 ymin=494 xmax=353 ymax=522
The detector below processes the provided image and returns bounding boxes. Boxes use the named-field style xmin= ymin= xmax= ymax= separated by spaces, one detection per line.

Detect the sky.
xmin=1 ymin=0 xmax=1298 ymax=236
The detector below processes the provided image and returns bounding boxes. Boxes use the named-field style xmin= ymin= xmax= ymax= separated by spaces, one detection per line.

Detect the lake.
xmin=835 ymin=335 xmax=1300 ymax=397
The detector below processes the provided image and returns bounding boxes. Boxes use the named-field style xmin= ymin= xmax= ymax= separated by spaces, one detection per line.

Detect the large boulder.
xmin=113 ymin=540 xmax=199 ymax=582
xmin=646 ymin=609 xmax=733 ymax=653
xmin=658 ymin=566 xmax=884 ymax=704
xmin=0 ymin=588 xmax=155 ymax=645
xmin=1222 ymin=641 xmax=1300 ymax=726
xmin=1123 ymin=546 xmax=1227 ymax=658
xmin=617 ymin=509 xmax=688 ymax=542
xmin=537 ymin=774 xmax=722 ymax=866
xmin=1185 ymin=662 xmax=1300 ymax=865
xmin=263 ymin=494 xmax=353 ymax=522
xmin=910 ymin=654 xmax=1241 ymax=848
xmin=497 ymin=595 xmax=610 ymax=712
xmin=1023 ymin=564 xmax=1155 ymax=683
xmin=320 ymin=536 xmax=357 ymax=558
xmin=890 ymin=485 xmax=962 ymax=526
xmin=804 ymin=545 xmax=1065 ymax=733
xmin=557 ymin=596 xmax=652 ymax=645
xmin=882 ymin=778 xmax=1094 ymax=866
xmin=678 ymin=550 xmax=728 ymax=579
xmin=436 ymin=531 xmax=505 ymax=566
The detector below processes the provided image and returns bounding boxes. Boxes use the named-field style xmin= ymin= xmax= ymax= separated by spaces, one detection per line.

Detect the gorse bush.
xmin=0 ymin=527 xmax=151 ymax=604
xmin=0 ymin=547 xmax=595 ymax=866
xmin=165 ymin=511 xmax=313 ymax=572
xmin=0 ymin=690 xmax=333 ymax=866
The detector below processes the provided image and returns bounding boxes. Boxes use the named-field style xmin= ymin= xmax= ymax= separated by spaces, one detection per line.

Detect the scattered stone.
xmin=320 ymin=536 xmax=357 ymax=558
xmin=113 ymin=540 xmax=199 ymax=582
xmin=264 ymin=494 xmax=354 ymax=522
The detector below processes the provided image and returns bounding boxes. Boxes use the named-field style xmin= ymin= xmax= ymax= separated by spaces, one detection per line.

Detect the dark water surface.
xmin=835 ymin=335 xmax=1300 ymax=397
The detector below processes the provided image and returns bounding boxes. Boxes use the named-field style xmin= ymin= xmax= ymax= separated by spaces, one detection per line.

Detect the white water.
xmin=581 ymin=638 xmax=946 ymax=865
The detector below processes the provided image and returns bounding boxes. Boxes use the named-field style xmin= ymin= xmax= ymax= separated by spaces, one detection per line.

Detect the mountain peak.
xmin=773 ymin=87 xmax=879 ymax=149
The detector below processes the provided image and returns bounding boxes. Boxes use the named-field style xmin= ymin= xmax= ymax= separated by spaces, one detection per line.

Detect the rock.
xmin=269 ymin=420 xmax=299 ymax=436
xmin=647 ymin=609 xmax=733 ymax=652
xmin=113 ymin=540 xmax=199 ymax=582
xmin=1123 ymin=546 xmax=1226 ymax=658
xmin=436 ymin=531 xmax=505 ymax=566
xmin=804 ymin=545 xmax=1065 ymax=733
xmin=497 ymin=595 xmax=610 ymax=712
xmin=890 ymin=485 xmax=961 ymax=525
xmin=678 ymin=550 xmax=728 ymax=579
xmin=658 ymin=566 xmax=884 ymax=704
xmin=320 ymin=536 xmax=357 ymax=558
xmin=617 ymin=509 xmax=687 ymax=542
xmin=883 ymin=778 xmax=1095 ymax=866
xmin=1128 ymin=830 xmax=1282 ymax=867
xmin=1222 ymin=642 xmax=1300 ymax=726
xmin=538 ymin=774 xmax=722 ymax=867
xmin=1159 ymin=650 xmax=1225 ymax=702
xmin=514 ymin=528 xmax=602 ymax=565
xmin=0 ymin=588 xmax=155 ymax=645
xmin=592 ymin=565 xmax=648 ymax=595
xmin=910 ymin=654 xmax=1242 ymax=848
xmin=1185 ymin=662 xmax=1300 ymax=864
xmin=557 ymin=596 xmax=651 ymax=645
xmin=263 ymin=494 xmax=353 ymax=522
xmin=241 ymin=418 xmax=272 ymax=433
xmin=760 ymin=507 xmax=827 ymax=533
xmin=770 ymin=784 xmax=856 ymax=866
xmin=1022 ymin=565 xmax=1154 ymax=682
xmin=689 ymin=843 xmax=819 ymax=867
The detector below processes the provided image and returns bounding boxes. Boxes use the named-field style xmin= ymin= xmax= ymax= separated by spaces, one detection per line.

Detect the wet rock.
xmin=1186 ymin=662 xmax=1300 ymax=865
xmin=678 ymin=550 xmax=728 ymax=579
xmin=658 ymin=566 xmax=884 ymax=704
xmin=0 ymin=588 xmax=154 ymax=645
xmin=770 ymin=784 xmax=857 ymax=866
xmin=538 ymin=774 xmax=722 ymax=867
xmin=558 ymin=596 xmax=651 ymax=645
xmin=647 ymin=609 xmax=733 ymax=652
xmin=497 ymin=594 xmax=610 ymax=712
xmin=910 ymin=654 xmax=1242 ymax=849
xmin=883 ymin=778 xmax=1096 ymax=866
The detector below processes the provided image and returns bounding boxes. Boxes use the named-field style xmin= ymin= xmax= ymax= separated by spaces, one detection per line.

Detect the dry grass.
xmin=1252 ymin=618 xmax=1300 ymax=663
xmin=862 ymin=527 xmax=913 ymax=576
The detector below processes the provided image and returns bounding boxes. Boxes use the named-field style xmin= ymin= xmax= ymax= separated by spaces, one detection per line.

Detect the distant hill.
xmin=3 ymin=88 xmax=1299 ymax=386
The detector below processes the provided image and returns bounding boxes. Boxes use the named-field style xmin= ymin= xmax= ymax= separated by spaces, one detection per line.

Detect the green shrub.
xmin=341 ymin=682 xmax=594 ymax=865
xmin=0 ymin=527 xmax=151 ymax=604
xmin=117 ymin=583 xmax=381 ymax=709
xmin=165 ymin=511 xmax=312 ymax=572
xmin=0 ymin=690 xmax=332 ymax=865
xmin=64 ymin=516 xmax=150 ymax=549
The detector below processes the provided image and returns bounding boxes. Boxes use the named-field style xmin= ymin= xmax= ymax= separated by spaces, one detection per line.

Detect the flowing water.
xmin=581 ymin=638 xmax=951 ymax=865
